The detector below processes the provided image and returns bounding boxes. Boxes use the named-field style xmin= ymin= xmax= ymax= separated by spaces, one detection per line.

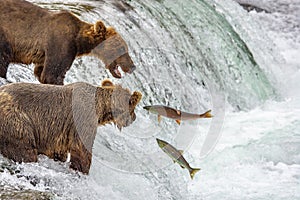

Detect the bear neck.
xmin=95 ymin=87 xmax=115 ymax=125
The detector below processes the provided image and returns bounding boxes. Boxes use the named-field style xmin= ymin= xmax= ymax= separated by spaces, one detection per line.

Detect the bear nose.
xmin=127 ymin=65 xmax=136 ymax=74
xmin=132 ymin=113 xmax=136 ymax=121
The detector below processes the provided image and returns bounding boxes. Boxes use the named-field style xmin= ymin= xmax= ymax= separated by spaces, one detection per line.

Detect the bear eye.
xmin=129 ymin=98 xmax=134 ymax=106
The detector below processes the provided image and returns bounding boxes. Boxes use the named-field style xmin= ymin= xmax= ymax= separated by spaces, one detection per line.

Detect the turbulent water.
xmin=1 ymin=0 xmax=299 ymax=199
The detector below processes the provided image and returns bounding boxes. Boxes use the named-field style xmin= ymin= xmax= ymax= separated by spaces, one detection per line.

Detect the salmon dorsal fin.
xmin=178 ymin=150 xmax=184 ymax=155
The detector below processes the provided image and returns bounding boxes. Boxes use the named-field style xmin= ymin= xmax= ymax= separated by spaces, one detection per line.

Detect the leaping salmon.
xmin=156 ymin=138 xmax=200 ymax=179
xmin=143 ymin=105 xmax=212 ymax=125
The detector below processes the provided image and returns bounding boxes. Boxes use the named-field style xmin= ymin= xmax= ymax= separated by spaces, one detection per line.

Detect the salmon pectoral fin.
xmin=199 ymin=110 xmax=213 ymax=118
xmin=158 ymin=115 xmax=162 ymax=123
xmin=175 ymin=119 xmax=181 ymax=125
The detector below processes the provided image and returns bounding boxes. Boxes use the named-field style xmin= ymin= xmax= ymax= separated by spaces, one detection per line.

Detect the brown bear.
xmin=0 ymin=0 xmax=136 ymax=85
xmin=0 ymin=80 xmax=142 ymax=174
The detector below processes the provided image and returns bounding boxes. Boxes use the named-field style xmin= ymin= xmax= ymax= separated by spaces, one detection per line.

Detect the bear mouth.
xmin=110 ymin=65 xmax=136 ymax=79
xmin=110 ymin=66 xmax=123 ymax=78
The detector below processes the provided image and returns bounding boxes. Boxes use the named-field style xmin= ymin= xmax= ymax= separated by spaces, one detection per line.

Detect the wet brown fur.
xmin=0 ymin=82 xmax=142 ymax=174
xmin=0 ymin=0 xmax=135 ymax=84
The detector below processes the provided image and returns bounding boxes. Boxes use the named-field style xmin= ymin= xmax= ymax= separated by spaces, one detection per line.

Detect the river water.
xmin=0 ymin=0 xmax=299 ymax=199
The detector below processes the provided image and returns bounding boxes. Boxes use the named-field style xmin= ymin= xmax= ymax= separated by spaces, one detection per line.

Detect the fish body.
xmin=156 ymin=138 xmax=200 ymax=179
xmin=144 ymin=105 xmax=212 ymax=124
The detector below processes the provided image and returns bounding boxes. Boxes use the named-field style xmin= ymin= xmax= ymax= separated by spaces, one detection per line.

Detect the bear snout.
xmin=131 ymin=112 xmax=136 ymax=122
xmin=126 ymin=65 xmax=136 ymax=74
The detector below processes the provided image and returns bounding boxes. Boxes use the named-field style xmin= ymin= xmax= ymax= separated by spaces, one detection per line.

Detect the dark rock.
xmin=0 ymin=186 xmax=53 ymax=200
xmin=239 ymin=3 xmax=270 ymax=13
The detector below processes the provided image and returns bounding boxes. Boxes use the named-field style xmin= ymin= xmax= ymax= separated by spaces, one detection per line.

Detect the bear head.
xmin=76 ymin=20 xmax=107 ymax=55
xmin=97 ymin=80 xmax=142 ymax=130
xmin=91 ymin=28 xmax=136 ymax=78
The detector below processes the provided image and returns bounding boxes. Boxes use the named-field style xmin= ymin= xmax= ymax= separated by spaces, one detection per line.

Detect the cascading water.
xmin=79 ymin=0 xmax=277 ymax=109
xmin=1 ymin=0 xmax=299 ymax=199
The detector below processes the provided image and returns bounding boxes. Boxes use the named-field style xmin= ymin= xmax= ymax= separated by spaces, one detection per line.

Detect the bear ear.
xmin=105 ymin=27 xmax=117 ymax=39
xmin=101 ymin=79 xmax=114 ymax=87
xmin=129 ymin=91 xmax=142 ymax=108
xmin=94 ymin=20 xmax=106 ymax=35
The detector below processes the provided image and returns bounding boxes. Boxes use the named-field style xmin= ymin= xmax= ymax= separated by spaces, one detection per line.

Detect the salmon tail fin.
xmin=199 ymin=110 xmax=213 ymax=118
xmin=190 ymin=168 xmax=201 ymax=180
